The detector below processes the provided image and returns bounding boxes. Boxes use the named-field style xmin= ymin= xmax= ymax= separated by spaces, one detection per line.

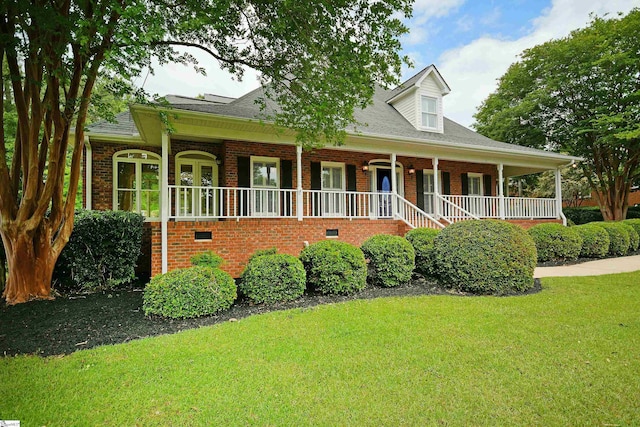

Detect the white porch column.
xmin=390 ymin=152 xmax=397 ymax=217
xmin=84 ymin=136 xmax=92 ymax=210
xmin=161 ymin=132 xmax=170 ymax=274
xmin=296 ymin=145 xmax=303 ymax=221
xmin=433 ymin=157 xmax=440 ymax=218
xmin=555 ymin=167 xmax=566 ymax=225
xmin=498 ymin=163 xmax=505 ymax=219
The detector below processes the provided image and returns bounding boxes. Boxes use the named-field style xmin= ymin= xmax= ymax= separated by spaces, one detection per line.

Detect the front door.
xmin=375 ymin=168 xmax=393 ymax=217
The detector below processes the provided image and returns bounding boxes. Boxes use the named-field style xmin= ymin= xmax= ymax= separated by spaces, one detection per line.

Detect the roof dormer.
xmin=386 ymin=65 xmax=450 ymax=134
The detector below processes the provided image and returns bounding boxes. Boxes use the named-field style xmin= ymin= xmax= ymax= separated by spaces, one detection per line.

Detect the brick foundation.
xmin=150 ymin=218 xmax=409 ymax=277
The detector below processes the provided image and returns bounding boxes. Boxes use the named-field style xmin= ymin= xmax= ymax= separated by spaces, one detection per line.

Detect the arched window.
xmin=175 ymin=151 xmax=219 ymax=217
xmin=113 ymin=150 xmax=161 ymax=220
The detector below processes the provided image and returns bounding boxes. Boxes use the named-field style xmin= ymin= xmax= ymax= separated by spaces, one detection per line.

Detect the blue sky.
xmin=139 ymin=0 xmax=638 ymax=129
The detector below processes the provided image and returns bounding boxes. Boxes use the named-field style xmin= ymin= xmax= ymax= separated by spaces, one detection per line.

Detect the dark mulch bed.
xmin=0 ymin=276 xmax=541 ymax=358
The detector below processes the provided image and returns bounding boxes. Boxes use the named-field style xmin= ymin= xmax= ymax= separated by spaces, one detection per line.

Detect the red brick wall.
xmin=150 ymin=218 xmax=409 ymax=277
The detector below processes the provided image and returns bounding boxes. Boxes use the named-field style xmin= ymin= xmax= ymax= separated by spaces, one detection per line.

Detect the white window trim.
xmin=175 ymin=151 xmax=219 ymax=188
xmin=368 ymin=160 xmax=404 ymax=197
xmin=422 ymin=169 xmax=442 ymax=193
xmin=320 ymin=161 xmax=346 ymax=191
xmin=419 ymin=95 xmax=438 ymax=131
xmin=112 ymin=149 xmax=161 ymax=221
xmin=250 ymin=156 xmax=280 ymax=189
xmin=467 ymin=172 xmax=483 ymax=196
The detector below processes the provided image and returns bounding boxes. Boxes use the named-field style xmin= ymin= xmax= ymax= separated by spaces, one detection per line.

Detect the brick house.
xmin=81 ymin=65 xmax=578 ymax=277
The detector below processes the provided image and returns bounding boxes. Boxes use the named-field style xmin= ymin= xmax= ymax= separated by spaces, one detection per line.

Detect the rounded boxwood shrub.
xmin=190 ymin=250 xmax=224 ymax=268
xmin=361 ymin=234 xmax=415 ymax=287
xmin=143 ymin=266 xmax=236 ymax=319
xmin=433 ymin=220 xmax=537 ymax=295
xmin=299 ymin=240 xmax=366 ymax=295
xmin=54 ymin=210 xmax=144 ymax=292
xmin=623 ymin=218 xmax=640 ymax=239
xmin=620 ymin=223 xmax=639 ymax=252
xmin=593 ymin=222 xmax=630 ymax=256
xmin=574 ymin=224 xmax=610 ymax=258
xmin=240 ymin=253 xmax=306 ymax=304
xmin=527 ymin=223 xmax=582 ymax=262
xmin=405 ymin=228 xmax=440 ymax=277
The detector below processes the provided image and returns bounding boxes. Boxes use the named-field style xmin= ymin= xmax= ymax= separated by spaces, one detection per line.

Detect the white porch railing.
xmin=168 ymin=185 xmax=559 ymax=223
xmin=302 ymin=190 xmax=394 ymax=219
xmin=396 ymin=195 xmax=444 ymax=229
xmin=169 ymin=185 xmax=297 ymax=219
xmin=433 ymin=194 xmax=557 ymax=221
xmin=441 ymin=195 xmax=500 ymax=219
xmin=505 ymin=197 xmax=557 ymax=218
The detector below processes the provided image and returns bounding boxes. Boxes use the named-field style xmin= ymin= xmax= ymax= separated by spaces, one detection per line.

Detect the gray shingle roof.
xmin=87 ymin=86 xmax=559 ymax=158
xmin=87 ymin=111 xmax=138 ymax=136
xmin=164 ymin=86 xmax=554 ymax=156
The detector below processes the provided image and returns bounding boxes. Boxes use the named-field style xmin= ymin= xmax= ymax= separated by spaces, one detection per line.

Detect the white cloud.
xmin=438 ymin=0 xmax=638 ymax=128
xmin=134 ymin=47 xmax=261 ymax=100
xmin=412 ymin=0 xmax=465 ymax=18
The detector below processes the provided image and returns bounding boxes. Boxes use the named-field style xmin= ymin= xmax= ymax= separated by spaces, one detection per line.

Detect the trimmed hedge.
xmin=54 ymin=210 xmax=144 ymax=292
xmin=190 ymin=251 xmax=224 ymax=268
xmin=564 ymin=206 xmax=640 ymax=225
xmin=240 ymin=253 xmax=306 ymax=304
xmin=361 ymin=234 xmax=415 ymax=287
xmin=299 ymin=240 xmax=366 ymax=295
xmin=574 ymin=224 xmax=610 ymax=258
xmin=433 ymin=220 xmax=537 ymax=295
xmin=143 ymin=266 xmax=236 ymax=319
xmin=593 ymin=222 xmax=630 ymax=256
xmin=405 ymin=228 xmax=440 ymax=277
xmin=527 ymin=223 xmax=582 ymax=263
xmin=621 ymin=223 xmax=639 ymax=252
xmin=623 ymin=218 xmax=640 ymax=238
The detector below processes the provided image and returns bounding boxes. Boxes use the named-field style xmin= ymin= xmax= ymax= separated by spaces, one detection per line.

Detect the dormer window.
xmin=421 ymin=96 xmax=438 ymax=130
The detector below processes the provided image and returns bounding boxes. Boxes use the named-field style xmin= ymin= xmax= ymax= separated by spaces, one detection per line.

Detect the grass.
xmin=2 ymin=272 xmax=640 ymax=426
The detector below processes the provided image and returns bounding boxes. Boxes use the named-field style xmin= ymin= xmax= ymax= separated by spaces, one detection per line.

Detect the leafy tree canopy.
xmin=473 ymin=9 xmax=640 ymax=220
xmin=0 ymin=0 xmax=412 ymax=304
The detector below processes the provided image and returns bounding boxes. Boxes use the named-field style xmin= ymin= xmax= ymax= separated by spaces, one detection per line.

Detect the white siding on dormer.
xmin=416 ymin=74 xmax=444 ymax=134
xmin=392 ymin=92 xmax=417 ymax=128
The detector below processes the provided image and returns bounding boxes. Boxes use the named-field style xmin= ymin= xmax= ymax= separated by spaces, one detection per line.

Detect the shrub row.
xmin=564 ymin=206 xmax=640 ymax=225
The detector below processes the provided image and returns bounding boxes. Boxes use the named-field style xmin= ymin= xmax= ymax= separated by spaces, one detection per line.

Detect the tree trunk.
xmin=597 ymin=182 xmax=629 ymax=221
xmin=1 ymin=227 xmax=57 ymax=305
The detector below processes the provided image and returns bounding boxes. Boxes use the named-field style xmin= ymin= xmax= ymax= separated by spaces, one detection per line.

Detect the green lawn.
xmin=2 ymin=273 xmax=640 ymax=426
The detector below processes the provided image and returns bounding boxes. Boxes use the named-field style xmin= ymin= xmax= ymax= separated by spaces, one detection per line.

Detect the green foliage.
xmin=574 ymin=224 xmax=610 ymax=258
xmin=247 ymin=248 xmax=278 ymax=263
xmin=592 ymin=222 xmax=630 ymax=256
xmin=473 ymin=10 xmax=640 ymax=220
xmin=623 ymin=219 xmax=640 ymax=239
xmin=361 ymin=235 xmax=415 ymax=288
xmin=240 ymin=254 xmax=306 ymax=304
xmin=527 ymin=223 xmax=582 ymax=263
xmin=405 ymin=228 xmax=440 ymax=277
xmin=620 ymin=223 xmax=639 ymax=252
xmin=433 ymin=220 xmax=537 ymax=295
xmin=54 ymin=210 xmax=143 ymax=292
xmin=299 ymin=240 xmax=367 ymax=295
xmin=143 ymin=267 xmax=236 ymax=319
xmin=564 ymin=207 xmax=604 ymax=225
xmin=190 ymin=251 xmax=224 ymax=269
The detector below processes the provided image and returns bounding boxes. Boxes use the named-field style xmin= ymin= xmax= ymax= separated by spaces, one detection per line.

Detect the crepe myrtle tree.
xmin=0 ymin=0 xmax=412 ymax=304
xmin=474 ymin=9 xmax=640 ymax=220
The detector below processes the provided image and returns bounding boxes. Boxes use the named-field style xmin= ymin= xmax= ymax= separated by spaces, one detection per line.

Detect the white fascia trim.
xmin=348 ymin=131 xmax=581 ymax=164
xmin=415 ymin=65 xmax=451 ymax=95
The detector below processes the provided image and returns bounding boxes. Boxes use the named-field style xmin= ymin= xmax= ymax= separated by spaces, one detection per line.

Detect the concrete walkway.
xmin=534 ymin=254 xmax=640 ymax=278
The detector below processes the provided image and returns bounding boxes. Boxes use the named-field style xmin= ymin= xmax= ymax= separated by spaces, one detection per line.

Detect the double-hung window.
xmin=251 ymin=156 xmax=279 ymax=216
xmin=421 ymin=96 xmax=438 ymax=130
xmin=321 ymin=162 xmax=345 ymax=216
xmin=113 ymin=150 xmax=160 ymax=220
